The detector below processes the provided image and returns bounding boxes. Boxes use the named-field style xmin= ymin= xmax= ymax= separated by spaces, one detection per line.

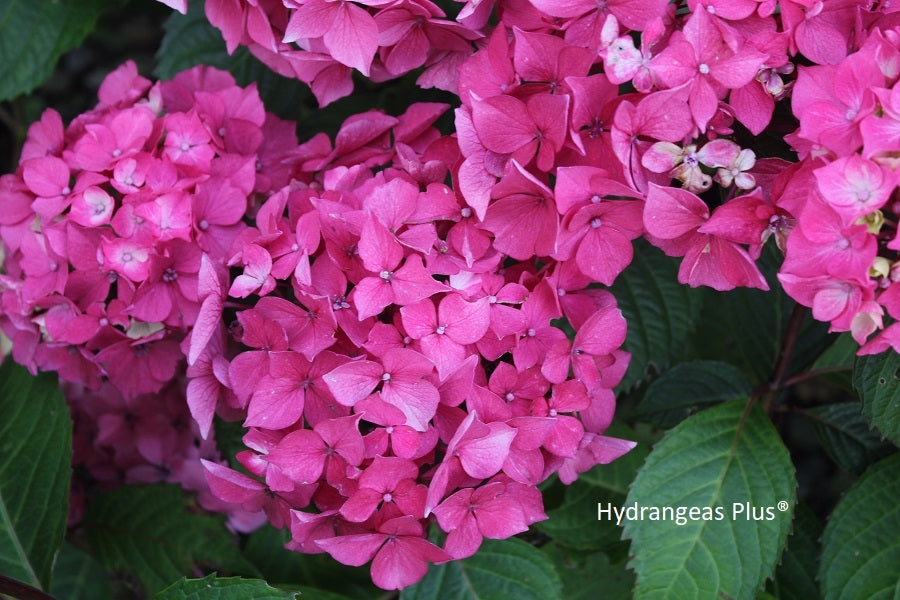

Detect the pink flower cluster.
xmin=189 ymin=90 xmax=636 ymax=590
xmin=160 ymin=0 xmax=485 ymax=106
xmin=774 ymin=20 xmax=900 ymax=354
xmin=0 ymin=62 xmax=296 ymax=527
xmin=0 ymin=61 xmax=296 ymax=395
xmin=0 ymin=58 xmax=636 ymax=588
xmin=7 ymin=0 xmax=900 ymax=591
xmin=161 ymin=0 xmax=900 ymax=353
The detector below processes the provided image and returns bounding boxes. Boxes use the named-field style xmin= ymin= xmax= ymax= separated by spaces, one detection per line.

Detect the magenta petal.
xmin=22 ymin=156 xmax=69 ymax=197
xmin=245 ymin=375 xmax=306 ymax=429
xmin=643 ymin=184 xmax=709 ymax=239
xmin=317 ymin=533 xmax=385 ymax=567
xmin=323 ymin=3 xmax=379 ymax=76
xmin=352 ymin=276 xmax=395 ymax=321
xmin=340 ymin=487 xmax=383 ymax=522
xmin=382 ymin=380 xmax=440 ymax=432
xmin=324 ymin=359 xmax=382 ymax=406
xmin=359 ymin=216 xmax=403 ymax=273
xmin=590 ymin=434 xmax=638 ymax=463
xmin=189 ymin=294 xmax=223 ymax=366
xmin=472 ymin=95 xmax=535 ymax=154
xmin=440 ymin=294 xmax=490 ymax=345
xmin=186 ymin=375 xmax=219 ymax=439
xmin=458 ymin=423 xmax=517 ymax=479
xmin=267 ymin=429 xmax=327 ymax=485
xmin=202 ymin=459 xmax=265 ymax=506
xmin=371 ymin=536 xmax=444 ymax=590
xmin=443 ymin=514 xmax=483 ymax=559
xmin=391 ymin=255 xmax=448 ymax=305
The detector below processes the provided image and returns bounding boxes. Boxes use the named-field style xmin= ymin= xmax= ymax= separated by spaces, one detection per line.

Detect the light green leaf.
xmin=611 ymin=240 xmax=704 ymax=391
xmin=155 ymin=573 xmax=298 ymax=600
xmin=0 ymin=361 xmax=71 ymax=591
xmin=50 ymin=542 xmax=111 ymax=600
xmin=0 ymin=0 xmax=118 ymax=101
xmin=819 ymin=454 xmax=900 ymax=600
xmin=808 ymin=402 xmax=893 ymax=473
xmin=401 ymin=538 xmax=562 ymax=600
xmin=84 ymin=484 xmax=258 ymax=595
xmin=634 ymin=361 xmax=751 ymax=428
xmin=853 ymin=352 xmax=900 ymax=446
xmin=623 ymin=399 xmax=796 ymax=600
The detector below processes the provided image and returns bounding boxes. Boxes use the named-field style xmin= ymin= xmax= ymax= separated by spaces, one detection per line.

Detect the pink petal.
xmin=323 ymin=359 xmax=383 ymax=406
xmin=643 ymin=184 xmax=709 ymax=239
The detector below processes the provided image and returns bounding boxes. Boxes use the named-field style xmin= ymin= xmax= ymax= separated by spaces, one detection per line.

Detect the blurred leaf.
xmin=155 ymin=573 xmax=297 ymax=599
xmin=611 ymin=240 xmax=704 ymax=391
xmin=623 ymin=399 xmax=796 ymax=600
xmin=769 ymin=504 xmax=821 ymax=600
xmin=819 ymin=454 xmax=900 ymax=600
xmin=84 ymin=484 xmax=258 ymax=595
xmin=50 ymin=542 xmax=111 ymax=600
xmin=808 ymin=402 xmax=893 ymax=473
xmin=853 ymin=352 xmax=900 ymax=446
xmin=401 ymin=538 xmax=562 ymax=600
xmin=634 ymin=360 xmax=751 ymax=427
xmin=542 ymin=543 xmax=634 ymax=600
xmin=0 ymin=0 xmax=120 ymax=101
xmin=0 ymin=361 xmax=71 ymax=591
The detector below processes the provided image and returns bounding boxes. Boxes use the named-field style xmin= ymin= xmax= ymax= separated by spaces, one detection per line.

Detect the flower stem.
xmin=753 ymin=302 xmax=808 ymax=410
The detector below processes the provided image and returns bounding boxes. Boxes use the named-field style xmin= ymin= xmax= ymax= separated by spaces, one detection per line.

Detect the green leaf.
xmin=50 ymin=543 xmax=111 ymax=600
xmin=287 ymin=588 xmax=357 ymax=600
xmin=536 ymin=480 xmax=627 ymax=551
xmin=819 ymin=454 xmax=900 ymax=600
xmin=695 ymin=245 xmax=831 ymax=384
xmin=610 ymin=240 xmax=704 ymax=391
xmin=634 ymin=361 xmax=751 ymax=428
xmin=0 ymin=0 xmax=118 ymax=101
xmin=541 ymin=543 xmax=634 ymax=600
xmin=401 ymin=538 xmax=562 ymax=600
xmin=155 ymin=573 xmax=298 ymax=600
xmin=0 ymin=361 xmax=71 ymax=590
xmin=83 ymin=484 xmax=258 ymax=595
xmin=853 ymin=352 xmax=900 ymax=446
xmin=769 ymin=504 xmax=821 ymax=600
xmin=809 ymin=332 xmax=856 ymax=391
xmin=808 ymin=402 xmax=893 ymax=473
xmin=623 ymin=399 xmax=796 ymax=600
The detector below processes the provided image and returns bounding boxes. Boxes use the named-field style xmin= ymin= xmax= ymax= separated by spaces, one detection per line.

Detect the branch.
xmin=753 ymin=303 xmax=808 ymax=408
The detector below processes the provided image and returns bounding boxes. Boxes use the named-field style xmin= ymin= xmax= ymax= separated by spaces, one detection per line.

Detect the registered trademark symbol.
xmin=777 ymin=500 xmax=789 ymax=512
